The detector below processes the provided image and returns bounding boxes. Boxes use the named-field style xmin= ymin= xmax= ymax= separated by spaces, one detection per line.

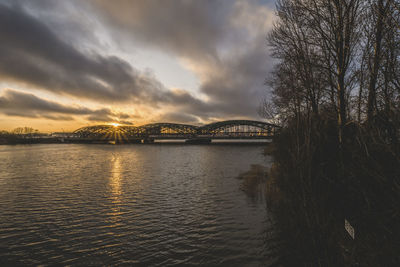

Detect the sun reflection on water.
xmin=108 ymin=153 xmax=123 ymax=224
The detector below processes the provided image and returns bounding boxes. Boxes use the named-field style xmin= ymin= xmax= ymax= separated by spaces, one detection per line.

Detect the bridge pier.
xmin=126 ymin=138 xmax=142 ymax=144
xmin=141 ymin=138 xmax=155 ymax=144
xmin=185 ymin=138 xmax=211 ymax=144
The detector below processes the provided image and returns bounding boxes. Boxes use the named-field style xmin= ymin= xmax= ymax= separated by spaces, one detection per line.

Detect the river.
xmin=0 ymin=144 xmax=275 ymax=266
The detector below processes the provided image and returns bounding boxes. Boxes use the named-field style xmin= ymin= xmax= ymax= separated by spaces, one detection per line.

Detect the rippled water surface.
xmin=0 ymin=144 xmax=274 ymax=266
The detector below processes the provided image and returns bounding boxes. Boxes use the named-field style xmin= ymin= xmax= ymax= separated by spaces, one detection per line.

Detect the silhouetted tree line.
xmin=0 ymin=127 xmax=43 ymax=136
xmin=263 ymin=0 xmax=400 ymax=266
xmin=0 ymin=127 xmax=48 ymax=144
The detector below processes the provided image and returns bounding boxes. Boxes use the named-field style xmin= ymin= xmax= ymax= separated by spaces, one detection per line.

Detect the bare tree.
xmin=268 ymin=0 xmax=363 ymax=143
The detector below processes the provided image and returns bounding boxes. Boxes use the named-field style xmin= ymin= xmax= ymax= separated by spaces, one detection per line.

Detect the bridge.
xmin=73 ymin=120 xmax=280 ymax=144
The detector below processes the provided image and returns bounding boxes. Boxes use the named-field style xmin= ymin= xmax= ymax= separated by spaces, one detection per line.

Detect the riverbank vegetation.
xmin=238 ymin=164 xmax=269 ymax=200
xmin=0 ymin=127 xmax=49 ymax=144
xmin=263 ymin=0 xmax=400 ymax=266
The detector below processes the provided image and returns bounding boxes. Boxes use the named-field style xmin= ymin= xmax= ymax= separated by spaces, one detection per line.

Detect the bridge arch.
xmin=73 ymin=125 xmax=140 ymax=139
xmin=199 ymin=120 xmax=278 ymax=136
xmin=139 ymin=123 xmax=198 ymax=135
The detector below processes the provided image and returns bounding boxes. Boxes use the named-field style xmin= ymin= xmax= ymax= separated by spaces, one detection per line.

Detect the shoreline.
xmin=0 ymin=138 xmax=272 ymax=146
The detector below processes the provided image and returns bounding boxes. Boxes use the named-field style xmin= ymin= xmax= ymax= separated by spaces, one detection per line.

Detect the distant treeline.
xmin=0 ymin=127 xmax=51 ymax=144
xmin=263 ymin=0 xmax=400 ymax=266
xmin=1 ymin=127 xmax=45 ymax=136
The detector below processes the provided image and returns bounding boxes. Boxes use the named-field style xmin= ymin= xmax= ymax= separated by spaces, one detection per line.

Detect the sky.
xmin=0 ymin=0 xmax=277 ymax=132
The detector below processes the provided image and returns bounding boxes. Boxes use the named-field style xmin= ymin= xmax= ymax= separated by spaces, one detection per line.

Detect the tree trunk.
xmin=367 ymin=0 xmax=386 ymax=122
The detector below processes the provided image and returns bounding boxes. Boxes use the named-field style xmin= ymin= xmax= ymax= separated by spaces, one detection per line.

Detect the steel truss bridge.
xmin=73 ymin=120 xmax=280 ymax=143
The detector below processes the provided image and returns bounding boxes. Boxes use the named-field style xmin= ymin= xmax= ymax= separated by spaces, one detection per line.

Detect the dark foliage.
xmin=265 ymin=1 xmax=400 ymax=265
xmin=269 ymin=114 xmax=400 ymax=266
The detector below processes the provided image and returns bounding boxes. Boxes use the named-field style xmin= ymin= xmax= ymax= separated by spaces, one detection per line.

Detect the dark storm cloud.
xmin=0 ymin=3 xmax=206 ymax=108
xmin=0 ymin=3 xmax=128 ymax=101
xmin=89 ymin=0 xmax=276 ymax=119
xmin=0 ymin=89 xmax=131 ymax=123
xmin=91 ymin=0 xmax=229 ymax=60
xmin=199 ymin=41 xmax=274 ymax=118
xmin=157 ymin=112 xmax=201 ymax=124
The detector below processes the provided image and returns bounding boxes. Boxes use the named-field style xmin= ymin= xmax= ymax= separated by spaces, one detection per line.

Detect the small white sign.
xmin=345 ymin=219 xmax=355 ymax=239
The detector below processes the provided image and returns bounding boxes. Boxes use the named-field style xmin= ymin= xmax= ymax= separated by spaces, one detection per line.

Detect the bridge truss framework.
xmin=73 ymin=120 xmax=280 ymax=142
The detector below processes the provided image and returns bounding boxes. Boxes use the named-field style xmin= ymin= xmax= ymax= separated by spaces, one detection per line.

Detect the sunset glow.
xmin=0 ymin=0 xmax=276 ymax=133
